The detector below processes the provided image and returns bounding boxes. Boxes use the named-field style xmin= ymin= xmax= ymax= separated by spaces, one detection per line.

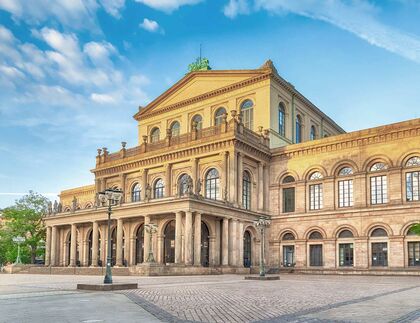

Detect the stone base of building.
xmin=278 ymin=267 xmax=420 ymax=276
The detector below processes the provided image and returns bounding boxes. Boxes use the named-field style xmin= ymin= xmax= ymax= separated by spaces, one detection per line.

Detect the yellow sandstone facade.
xmin=43 ymin=60 xmax=420 ymax=275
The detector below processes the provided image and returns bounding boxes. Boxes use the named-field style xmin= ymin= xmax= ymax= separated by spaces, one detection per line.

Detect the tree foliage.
xmin=0 ymin=191 xmax=49 ymax=264
xmin=409 ymin=223 xmax=420 ymax=235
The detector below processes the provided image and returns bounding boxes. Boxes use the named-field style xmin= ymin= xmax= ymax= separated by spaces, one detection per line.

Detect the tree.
xmin=0 ymin=191 xmax=49 ymax=264
xmin=410 ymin=223 xmax=420 ymax=235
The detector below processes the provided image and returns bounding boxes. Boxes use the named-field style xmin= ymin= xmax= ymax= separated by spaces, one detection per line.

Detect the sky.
xmin=0 ymin=0 xmax=419 ymax=208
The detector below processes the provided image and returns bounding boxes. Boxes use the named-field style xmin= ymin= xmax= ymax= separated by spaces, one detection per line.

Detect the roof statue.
xmin=188 ymin=57 xmax=212 ymax=72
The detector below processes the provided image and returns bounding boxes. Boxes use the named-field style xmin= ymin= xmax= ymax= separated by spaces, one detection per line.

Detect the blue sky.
xmin=0 ymin=0 xmax=419 ymax=208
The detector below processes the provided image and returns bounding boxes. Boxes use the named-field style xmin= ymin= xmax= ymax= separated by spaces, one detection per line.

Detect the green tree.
xmin=410 ymin=223 xmax=420 ymax=235
xmin=0 ymin=191 xmax=48 ymax=264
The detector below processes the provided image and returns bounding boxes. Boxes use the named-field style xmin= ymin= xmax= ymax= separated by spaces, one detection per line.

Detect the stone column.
xmin=50 ymin=226 xmax=57 ymax=266
xmin=222 ymin=218 xmax=229 ymax=266
xmin=264 ymin=164 xmax=269 ymax=210
xmin=258 ymin=162 xmax=264 ymax=211
xmin=82 ymin=237 xmax=89 ymax=267
xmin=389 ymin=236 xmax=405 ymax=268
xmin=238 ymin=221 xmax=244 ymax=267
xmin=45 ymin=226 xmax=51 ymax=266
xmin=69 ymin=224 xmax=77 ymax=267
xmin=116 ymin=218 xmax=123 ymax=266
xmin=141 ymin=169 xmax=148 ymax=200
xmin=294 ymin=240 xmax=307 ymax=268
xmin=221 ymin=152 xmax=228 ymax=200
xmin=185 ymin=211 xmax=193 ymax=265
xmin=229 ymin=151 xmax=238 ymax=205
xmin=91 ymin=221 xmax=99 ymax=266
xmin=323 ymin=239 xmax=336 ymax=268
xmin=165 ymin=163 xmax=172 ymax=197
xmin=237 ymin=153 xmax=243 ymax=207
xmin=175 ymin=211 xmax=183 ymax=264
xmin=194 ymin=213 xmax=202 ymax=266
xmin=230 ymin=219 xmax=238 ymax=266
xmin=191 ymin=158 xmax=198 ymax=187
xmin=143 ymin=215 xmax=150 ymax=262
xmin=354 ymin=237 xmax=369 ymax=269
xmin=119 ymin=173 xmax=126 ymax=203
xmin=129 ymin=236 xmax=136 ymax=266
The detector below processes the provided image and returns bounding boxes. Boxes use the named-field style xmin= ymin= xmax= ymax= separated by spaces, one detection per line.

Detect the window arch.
xmin=338 ymin=167 xmax=353 ymax=176
xmin=278 ymin=103 xmax=285 ymax=136
xmin=406 ymin=156 xmax=420 ymax=167
xmin=242 ymin=171 xmax=251 ymax=210
xmin=205 ymin=168 xmax=220 ymax=200
xmin=310 ymin=125 xmax=316 ymax=140
xmin=214 ymin=107 xmax=226 ymax=126
xmin=178 ymin=173 xmax=191 ymax=196
xmin=309 ymin=171 xmax=323 ymax=180
xmin=338 ymin=229 xmax=354 ymax=238
xmin=131 ymin=183 xmax=141 ymax=202
xmin=240 ymin=99 xmax=254 ymax=130
xmin=170 ymin=121 xmax=180 ymax=137
xmin=153 ymin=178 xmax=164 ymax=199
xmin=370 ymin=162 xmax=387 ymax=172
xmin=150 ymin=127 xmax=160 ymax=143
xmin=371 ymin=228 xmax=388 ymax=237
xmin=309 ymin=231 xmax=323 ymax=240
xmin=295 ymin=115 xmax=302 ymax=143
xmin=405 ymin=156 xmax=420 ymax=202
xmin=282 ymin=175 xmax=295 ymax=184
xmin=282 ymin=232 xmax=295 ymax=240
xmin=192 ymin=114 xmax=203 ymax=130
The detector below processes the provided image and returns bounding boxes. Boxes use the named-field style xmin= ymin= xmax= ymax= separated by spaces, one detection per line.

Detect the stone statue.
xmin=186 ymin=176 xmax=194 ymax=195
xmin=71 ymin=196 xmax=77 ymax=212
xmin=145 ymin=183 xmax=152 ymax=200
xmin=47 ymin=201 xmax=52 ymax=215
xmin=53 ymin=200 xmax=58 ymax=214
xmin=195 ymin=179 xmax=202 ymax=196
xmin=188 ymin=57 xmax=211 ymax=72
xmin=58 ymin=202 xmax=62 ymax=213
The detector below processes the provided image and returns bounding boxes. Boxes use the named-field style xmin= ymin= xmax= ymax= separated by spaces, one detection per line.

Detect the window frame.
xmin=214 ymin=107 xmax=226 ymax=126
xmin=205 ymin=168 xmax=220 ymax=200
xmin=240 ymin=99 xmax=254 ymax=130
xmin=278 ymin=103 xmax=286 ymax=137
xmin=131 ymin=183 xmax=141 ymax=202
xmin=295 ymin=114 xmax=302 ymax=143
xmin=150 ymin=127 xmax=160 ymax=143
xmin=153 ymin=178 xmax=165 ymax=199
xmin=242 ymin=171 xmax=251 ymax=210
xmin=170 ymin=121 xmax=180 ymax=137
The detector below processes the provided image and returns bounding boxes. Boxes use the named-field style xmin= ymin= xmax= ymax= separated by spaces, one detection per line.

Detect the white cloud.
xmin=223 ymin=0 xmax=250 ymax=18
xmin=224 ymin=0 xmax=420 ymax=64
xmin=90 ymin=93 xmax=116 ymax=103
xmin=135 ymin=0 xmax=202 ymax=12
xmin=84 ymin=41 xmax=117 ymax=67
xmin=139 ymin=18 xmax=161 ymax=32
xmin=99 ymin=0 xmax=125 ymax=17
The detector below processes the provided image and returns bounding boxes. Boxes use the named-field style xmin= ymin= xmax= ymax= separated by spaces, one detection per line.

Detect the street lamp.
xmin=254 ymin=217 xmax=271 ymax=277
xmin=144 ymin=223 xmax=158 ymax=263
xmin=12 ymin=236 xmax=25 ymax=265
xmin=97 ymin=188 xmax=123 ymax=284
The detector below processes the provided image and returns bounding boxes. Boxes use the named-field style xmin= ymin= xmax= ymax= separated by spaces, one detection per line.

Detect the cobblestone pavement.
xmin=1 ymin=273 xmax=420 ymax=322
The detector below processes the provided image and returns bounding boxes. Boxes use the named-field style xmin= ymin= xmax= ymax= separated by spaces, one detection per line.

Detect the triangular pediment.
xmin=135 ymin=69 xmax=270 ymax=119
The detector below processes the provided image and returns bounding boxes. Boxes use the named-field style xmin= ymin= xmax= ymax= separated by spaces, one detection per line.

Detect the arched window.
xmin=282 ymin=232 xmax=295 ymax=240
xmin=338 ymin=230 xmax=354 ymax=238
xmin=407 ymin=225 xmax=420 ymax=267
xmin=278 ymin=103 xmax=285 ymax=136
xmin=135 ymin=225 xmax=144 ymax=264
xmin=338 ymin=167 xmax=354 ymax=208
xmin=153 ymin=178 xmax=164 ymax=199
xmin=310 ymin=125 xmax=316 ymax=140
xmin=192 ymin=114 xmax=203 ymax=130
xmin=405 ymin=157 xmax=420 ymax=202
xmin=309 ymin=172 xmax=323 ymax=210
xmin=295 ymin=115 xmax=302 ymax=143
xmin=131 ymin=183 xmax=141 ymax=202
xmin=309 ymin=231 xmax=323 ymax=240
xmin=370 ymin=163 xmax=388 ymax=205
xmin=150 ymin=127 xmax=160 ymax=143
xmin=240 ymin=99 xmax=254 ymax=130
xmin=205 ymin=168 xmax=220 ymax=200
xmin=282 ymin=175 xmax=295 ymax=184
xmin=243 ymin=230 xmax=252 ymax=268
xmin=178 ymin=173 xmax=191 ymax=196
xmin=371 ymin=228 xmax=388 ymax=237
xmin=170 ymin=121 xmax=180 ymax=137
xmin=214 ymin=107 xmax=226 ymax=126
xmin=242 ymin=171 xmax=251 ymax=210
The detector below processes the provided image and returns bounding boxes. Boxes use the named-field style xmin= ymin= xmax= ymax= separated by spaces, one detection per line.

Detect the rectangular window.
xmin=309 ymin=244 xmax=323 ymax=266
xmin=338 ymin=180 xmax=353 ymax=208
xmin=370 ymin=175 xmax=388 ymax=205
xmin=283 ymin=245 xmax=295 ymax=267
xmin=406 ymin=171 xmax=420 ymax=202
xmin=283 ymin=187 xmax=295 ymax=213
xmin=408 ymin=242 xmax=420 ymax=266
xmin=371 ymin=242 xmax=388 ymax=266
xmin=309 ymin=184 xmax=323 ymax=210
xmin=339 ymin=243 xmax=354 ymax=267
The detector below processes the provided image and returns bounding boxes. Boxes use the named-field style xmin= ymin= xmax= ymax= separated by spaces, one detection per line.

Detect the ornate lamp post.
xmin=254 ymin=217 xmax=271 ymax=277
xmin=12 ymin=236 xmax=25 ymax=265
xmin=144 ymin=223 xmax=158 ymax=263
xmin=97 ymin=188 xmax=123 ymax=284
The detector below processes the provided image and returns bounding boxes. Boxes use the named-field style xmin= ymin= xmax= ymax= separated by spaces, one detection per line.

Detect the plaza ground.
xmin=1 ymin=273 xmax=420 ymax=322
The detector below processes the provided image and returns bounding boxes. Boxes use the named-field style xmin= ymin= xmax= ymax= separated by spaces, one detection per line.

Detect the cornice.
xmin=135 ymin=73 xmax=271 ymax=121
xmin=272 ymin=118 xmax=420 ymax=160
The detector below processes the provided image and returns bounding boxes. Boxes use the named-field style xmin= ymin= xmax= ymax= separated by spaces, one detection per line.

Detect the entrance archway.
xmin=244 ymin=230 xmax=252 ymax=267
xmin=135 ymin=224 xmax=144 ymax=264
xmin=164 ymin=220 xmax=176 ymax=264
xmin=87 ymin=230 xmax=101 ymax=266
xmin=110 ymin=227 xmax=125 ymax=266
xmin=201 ymin=222 xmax=210 ymax=267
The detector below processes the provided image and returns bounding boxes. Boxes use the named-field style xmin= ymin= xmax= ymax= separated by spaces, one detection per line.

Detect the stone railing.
xmin=95 ymin=113 xmax=270 ymax=167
